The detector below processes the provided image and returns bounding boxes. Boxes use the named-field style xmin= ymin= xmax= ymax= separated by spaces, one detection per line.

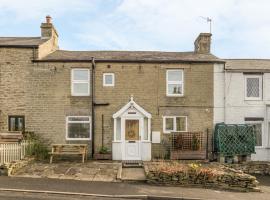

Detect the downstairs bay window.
xmin=66 ymin=116 xmax=91 ymax=140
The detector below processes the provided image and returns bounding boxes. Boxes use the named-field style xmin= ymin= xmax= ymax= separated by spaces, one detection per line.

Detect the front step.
xmin=122 ymin=160 xmax=143 ymax=168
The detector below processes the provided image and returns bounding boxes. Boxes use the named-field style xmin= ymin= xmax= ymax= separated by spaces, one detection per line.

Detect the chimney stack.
xmin=41 ymin=15 xmax=58 ymax=39
xmin=194 ymin=33 xmax=212 ymax=54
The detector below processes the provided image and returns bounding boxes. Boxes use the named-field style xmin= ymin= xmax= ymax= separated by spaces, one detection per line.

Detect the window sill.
xmin=166 ymin=95 xmax=184 ymax=97
xmin=244 ymin=98 xmax=263 ymax=101
xmin=112 ymin=140 xmax=122 ymax=143
xmin=66 ymin=138 xmax=91 ymax=141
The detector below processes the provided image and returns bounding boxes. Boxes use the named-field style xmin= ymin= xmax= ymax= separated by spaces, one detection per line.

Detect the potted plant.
xmin=93 ymin=146 xmax=112 ymax=160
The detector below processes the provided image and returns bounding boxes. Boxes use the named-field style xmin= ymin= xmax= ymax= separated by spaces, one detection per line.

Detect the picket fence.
xmin=0 ymin=141 xmax=29 ymax=165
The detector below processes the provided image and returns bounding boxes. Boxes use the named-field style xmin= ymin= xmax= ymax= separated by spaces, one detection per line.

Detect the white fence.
xmin=0 ymin=141 xmax=29 ymax=165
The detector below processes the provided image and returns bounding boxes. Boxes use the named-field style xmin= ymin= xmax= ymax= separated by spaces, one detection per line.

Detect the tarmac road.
xmin=0 ymin=191 xmax=141 ymax=200
xmin=0 ymin=176 xmax=270 ymax=200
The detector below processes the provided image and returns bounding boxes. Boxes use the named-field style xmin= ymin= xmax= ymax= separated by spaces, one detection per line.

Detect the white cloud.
xmin=0 ymin=0 xmax=96 ymax=21
xmin=0 ymin=0 xmax=270 ymax=58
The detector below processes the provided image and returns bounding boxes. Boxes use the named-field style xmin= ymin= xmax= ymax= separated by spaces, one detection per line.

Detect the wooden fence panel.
xmin=0 ymin=141 xmax=29 ymax=165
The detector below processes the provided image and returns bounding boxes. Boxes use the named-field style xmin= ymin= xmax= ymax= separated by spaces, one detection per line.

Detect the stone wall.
xmin=94 ymin=62 xmax=214 ymax=153
xmin=0 ymin=48 xmax=93 ymax=151
xmin=0 ymin=46 xmax=215 ymax=157
xmin=228 ymin=161 xmax=270 ymax=175
xmin=144 ymin=162 xmax=260 ymax=192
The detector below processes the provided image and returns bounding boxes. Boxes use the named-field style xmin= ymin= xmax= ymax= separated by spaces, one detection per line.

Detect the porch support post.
xmin=148 ymin=118 xmax=151 ymax=141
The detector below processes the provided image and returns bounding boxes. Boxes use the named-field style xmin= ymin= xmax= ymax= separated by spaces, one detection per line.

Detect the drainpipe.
xmin=91 ymin=57 xmax=96 ymax=157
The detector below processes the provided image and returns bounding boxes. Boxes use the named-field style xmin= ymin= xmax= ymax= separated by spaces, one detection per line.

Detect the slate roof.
xmin=39 ymin=50 xmax=224 ymax=63
xmin=225 ymin=59 xmax=270 ymax=70
xmin=0 ymin=37 xmax=49 ymax=47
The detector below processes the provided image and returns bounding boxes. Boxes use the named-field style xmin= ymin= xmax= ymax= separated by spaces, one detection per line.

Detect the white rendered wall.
xmin=213 ymin=63 xmax=225 ymax=124
xmin=224 ymin=72 xmax=270 ymax=161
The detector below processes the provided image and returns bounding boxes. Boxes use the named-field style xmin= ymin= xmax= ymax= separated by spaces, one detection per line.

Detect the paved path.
xmin=15 ymin=161 xmax=121 ymax=182
xmin=0 ymin=176 xmax=270 ymax=200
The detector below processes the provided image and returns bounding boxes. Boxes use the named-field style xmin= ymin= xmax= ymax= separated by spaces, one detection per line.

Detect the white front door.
xmin=124 ymin=119 xmax=141 ymax=160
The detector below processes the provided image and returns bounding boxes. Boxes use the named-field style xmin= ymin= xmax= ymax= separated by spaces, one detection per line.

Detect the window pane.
xmin=68 ymin=117 xmax=89 ymax=122
xmin=168 ymin=71 xmax=182 ymax=81
xmin=73 ymin=70 xmax=88 ymax=81
xmin=18 ymin=118 xmax=24 ymax=130
xmin=105 ymin=75 xmax=113 ymax=85
xmin=253 ymin=124 xmax=262 ymax=146
xmin=144 ymin=118 xmax=148 ymax=140
xmin=165 ymin=118 xmax=174 ymax=131
xmin=168 ymin=84 xmax=182 ymax=95
xmin=9 ymin=118 xmax=16 ymax=131
xmin=68 ymin=123 xmax=90 ymax=139
xmin=176 ymin=117 xmax=186 ymax=132
xmin=116 ymin=118 xmax=121 ymax=140
xmin=246 ymin=78 xmax=260 ymax=97
xmin=73 ymin=83 xmax=89 ymax=95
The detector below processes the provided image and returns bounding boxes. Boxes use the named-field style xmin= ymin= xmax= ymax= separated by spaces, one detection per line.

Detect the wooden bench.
xmin=49 ymin=144 xmax=88 ymax=164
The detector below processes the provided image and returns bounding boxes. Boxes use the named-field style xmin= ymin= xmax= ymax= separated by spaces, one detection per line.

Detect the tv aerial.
xmin=200 ymin=16 xmax=212 ymax=33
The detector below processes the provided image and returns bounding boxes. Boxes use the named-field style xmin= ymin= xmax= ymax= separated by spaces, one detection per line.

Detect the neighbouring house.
xmin=0 ymin=16 xmax=226 ymax=161
xmin=214 ymin=59 xmax=270 ymax=161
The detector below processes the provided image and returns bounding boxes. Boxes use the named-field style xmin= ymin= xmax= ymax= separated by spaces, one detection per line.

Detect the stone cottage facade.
xmin=0 ymin=17 xmax=225 ymax=161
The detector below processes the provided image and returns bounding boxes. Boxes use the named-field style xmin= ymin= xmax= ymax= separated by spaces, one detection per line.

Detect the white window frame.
xmin=245 ymin=120 xmax=263 ymax=147
xmin=166 ymin=69 xmax=184 ymax=97
xmin=71 ymin=69 xmax=90 ymax=96
xmin=103 ymin=73 xmax=115 ymax=87
xmin=66 ymin=116 xmax=91 ymax=141
xmin=163 ymin=116 xmax=187 ymax=133
xmin=244 ymin=75 xmax=262 ymax=101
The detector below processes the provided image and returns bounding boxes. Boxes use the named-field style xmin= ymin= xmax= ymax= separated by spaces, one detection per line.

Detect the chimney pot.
xmin=46 ymin=15 xmax=52 ymax=24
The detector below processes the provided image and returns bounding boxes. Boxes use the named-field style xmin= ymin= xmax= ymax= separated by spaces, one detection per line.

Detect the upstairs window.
xmin=245 ymin=75 xmax=262 ymax=100
xmin=163 ymin=116 xmax=187 ymax=133
xmin=9 ymin=116 xmax=25 ymax=131
xmin=103 ymin=73 xmax=115 ymax=87
xmin=71 ymin=69 xmax=90 ymax=96
xmin=166 ymin=70 xmax=184 ymax=96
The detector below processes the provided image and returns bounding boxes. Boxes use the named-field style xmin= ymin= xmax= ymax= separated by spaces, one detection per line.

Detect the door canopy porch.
xmin=113 ymin=96 xmax=152 ymax=119
xmin=112 ymin=96 xmax=152 ymax=161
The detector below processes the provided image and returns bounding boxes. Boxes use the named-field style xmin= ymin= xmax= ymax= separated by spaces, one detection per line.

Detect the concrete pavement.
xmin=0 ymin=176 xmax=269 ymax=200
xmin=0 ymin=191 xmax=140 ymax=200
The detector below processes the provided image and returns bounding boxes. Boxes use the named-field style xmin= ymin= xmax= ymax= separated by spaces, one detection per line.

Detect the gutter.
xmin=91 ymin=57 xmax=96 ymax=157
xmin=33 ymin=59 xmax=226 ymax=64
xmin=0 ymin=45 xmax=39 ymax=48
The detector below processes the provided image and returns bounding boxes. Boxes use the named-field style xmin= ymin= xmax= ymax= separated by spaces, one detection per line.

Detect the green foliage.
xmin=24 ymin=131 xmax=50 ymax=161
xmin=99 ymin=146 xmax=109 ymax=154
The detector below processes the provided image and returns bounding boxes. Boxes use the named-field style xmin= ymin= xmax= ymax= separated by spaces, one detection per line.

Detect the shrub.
xmin=24 ymin=132 xmax=50 ymax=161
xmin=99 ymin=146 xmax=109 ymax=154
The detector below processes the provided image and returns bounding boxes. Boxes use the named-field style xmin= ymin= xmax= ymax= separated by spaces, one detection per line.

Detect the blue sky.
xmin=0 ymin=0 xmax=270 ymax=58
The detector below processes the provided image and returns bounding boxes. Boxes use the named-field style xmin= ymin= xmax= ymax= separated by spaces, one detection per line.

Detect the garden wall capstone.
xmin=144 ymin=161 xmax=260 ymax=192
xmin=228 ymin=161 xmax=270 ymax=175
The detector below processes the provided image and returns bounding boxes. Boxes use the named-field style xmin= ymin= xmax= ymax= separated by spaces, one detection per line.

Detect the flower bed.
xmin=144 ymin=161 xmax=260 ymax=192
